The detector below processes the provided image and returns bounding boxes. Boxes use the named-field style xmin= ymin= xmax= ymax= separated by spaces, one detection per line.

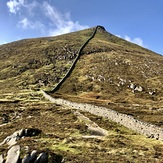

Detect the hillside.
xmin=50 ymin=26 xmax=163 ymax=126
xmin=0 ymin=26 xmax=163 ymax=162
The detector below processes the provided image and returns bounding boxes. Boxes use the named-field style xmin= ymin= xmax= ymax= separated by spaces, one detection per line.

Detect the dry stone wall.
xmin=41 ymin=25 xmax=163 ymax=141
xmin=41 ymin=90 xmax=163 ymax=141
xmin=50 ymin=26 xmax=105 ymax=93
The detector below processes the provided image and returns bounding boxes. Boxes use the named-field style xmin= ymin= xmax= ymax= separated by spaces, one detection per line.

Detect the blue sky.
xmin=0 ymin=0 xmax=163 ymax=55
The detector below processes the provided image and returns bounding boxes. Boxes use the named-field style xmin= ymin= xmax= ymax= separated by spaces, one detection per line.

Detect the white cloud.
xmin=18 ymin=17 xmax=30 ymax=28
xmin=7 ymin=1 xmax=88 ymax=36
xmin=7 ymin=0 xmax=24 ymax=14
xmin=124 ymin=35 xmax=144 ymax=46
xmin=18 ymin=17 xmax=45 ymax=32
xmin=116 ymin=35 xmax=121 ymax=38
xmin=117 ymin=34 xmax=145 ymax=47
xmin=0 ymin=41 xmax=7 ymax=45
xmin=42 ymin=2 xmax=89 ymax=36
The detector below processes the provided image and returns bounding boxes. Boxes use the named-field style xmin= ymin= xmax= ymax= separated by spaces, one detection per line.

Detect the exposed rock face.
xmin=5 ymin=145 xmax=20 ymax=163
xmin=0 ymin=128 xmax=63 ymax=163
xmin=0 ymin=128 xmax=41 ymax=147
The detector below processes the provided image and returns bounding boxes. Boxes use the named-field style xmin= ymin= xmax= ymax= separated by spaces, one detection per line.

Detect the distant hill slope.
xmin=55 ymin=27 xmax=163 ymax=98
xmin=0 ymin=26 xmax=163 ymax=125
xmin=0 ymin=28 xmax=96 ymax=92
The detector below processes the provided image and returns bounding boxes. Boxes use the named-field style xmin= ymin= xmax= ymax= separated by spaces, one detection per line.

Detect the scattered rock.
xmin=129 ymin=83 xmax=143 ymax=92
xmin=5 ymin=145 xmax=20 ymax=163
xmin=149 ymin=91 xmax=156 ymax=95
xmin=130 ymin=83 xmax=136 ymax=89
xmin=134 ymin=85 xmax=143 ymax=92
xmin=2 ymin=114 xmax=9 ymax=123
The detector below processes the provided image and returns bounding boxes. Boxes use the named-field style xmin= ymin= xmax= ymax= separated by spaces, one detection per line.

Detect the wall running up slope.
xmin=50 ymin=26 xmax=105 ymax=93
xmin=41 ymin=90 xmax=163 ymax=141
xmin=41 ymin=25 xmax=163 ymax=141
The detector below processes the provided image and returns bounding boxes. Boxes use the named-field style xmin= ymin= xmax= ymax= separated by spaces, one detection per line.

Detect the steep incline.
xmin=50 ymin=25 xmax=105 ymax=93
xmin=41 ymin=25 xmax=163 ymax=140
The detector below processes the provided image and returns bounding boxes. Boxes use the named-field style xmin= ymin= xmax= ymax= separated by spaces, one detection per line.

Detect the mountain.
xmin=0 ymin=26 xmax=163 ymax=162
xmin=49 ymin=26 xmax=163 ymax=126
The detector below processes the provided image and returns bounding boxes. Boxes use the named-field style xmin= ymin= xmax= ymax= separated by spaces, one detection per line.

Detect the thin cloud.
xmin=18 ymin=17 xmax=45 ymax=32
xmin=116 ymin=35 xmax=121 ymax=38
xmin=117 ymin=34 xmax=145 ymax=47
xmin=7 ymin=0 xmax=24 ymax=14
xmin=42 ymin=2 xmax=89 ymax=36
xmin=6 ymin=0 xmax=88 ymax=36
xmin=124 ymin=35 xmax=144 ymax=46
xmin=0 ymin=41 xmax=7 ymax=45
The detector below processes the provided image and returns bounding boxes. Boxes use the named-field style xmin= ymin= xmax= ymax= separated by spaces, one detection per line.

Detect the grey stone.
xmin=0 ymin=134 xmax=18 ymax=147
xmin=22 ymin=150 xmax=37 ymax=163
xmin=24 ymin=129 xmax=41 ymax=137
xmin=0 ymin=154 xmax=4 ymax=163
xmin=30 ymin=150 xmax=37 ymax=159
xmin=18 ymin=129 xmax=25 ymax=137
xmin=135 ymin=85 xmax=143 ymax=92
xmin=22 ymin=155 xmax=31 ymax=163
xmin=149 ymin=91 xmax=155 ymax=95
xmin=0 ymin=129 xmax=41 ymax=147
xmin=130 ymin=83 xmax=136 ymax=89
xmin=34 ymin=153 xmax=48 ymax=163
xmin=5 ymin=145 xmax=20 ymax=163
xmin=7 ymin=136 xmax=18 ymax=147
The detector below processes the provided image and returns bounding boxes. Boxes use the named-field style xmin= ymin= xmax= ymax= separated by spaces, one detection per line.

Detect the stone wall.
xmin=50 ymin=26 xmax=105 ymax=93
xmin=41 ymin=25 xmax=163 ymax=141
xmin=41 ymin=90 xmax=163 ymax=141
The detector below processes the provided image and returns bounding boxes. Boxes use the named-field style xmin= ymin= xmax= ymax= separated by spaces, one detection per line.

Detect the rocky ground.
xmin=0 ymin=91 xmax=163 ymax=162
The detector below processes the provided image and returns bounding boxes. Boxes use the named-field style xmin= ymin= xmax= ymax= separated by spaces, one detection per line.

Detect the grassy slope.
xmin=0 ymin=27 xmax=163 ymax=162
xmin=55 ymin=29 xmax=163 ymax=126
xmin=1 ymin=101 xmax=163 ymax=162
xmin=0 ymin=29 xmax=93 ymax=93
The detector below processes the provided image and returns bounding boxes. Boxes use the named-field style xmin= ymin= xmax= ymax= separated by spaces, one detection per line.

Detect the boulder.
xmin=34 ymin=153 xmax=48 ymax=163
xmin=22 ymin=150 xmax=37 ymax=163
xmin=5 ymin=145 xmax=20 ymax=163
xmin=0 ymin=128 xmax=41 ymax=147
xmin=130 ymin=83 xmax=136 ymax=89
xmin=7 ymin=136 xmax=18 ymax=147
xmin=24 ymin=128 xmax=41 ymax=137
xmin=135 ymin=85 xmax=143 ymax=92
xmin=0 ymin=131 xmax=20 ymax=146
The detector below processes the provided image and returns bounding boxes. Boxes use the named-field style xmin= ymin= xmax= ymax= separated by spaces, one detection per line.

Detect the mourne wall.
xmin=41 ymin=25 xmax=163 ymax=141
xmin=41 ymin=90 xmax=163 ymax=141
xmin=50 ymin=26 xmax=105 ymax=93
